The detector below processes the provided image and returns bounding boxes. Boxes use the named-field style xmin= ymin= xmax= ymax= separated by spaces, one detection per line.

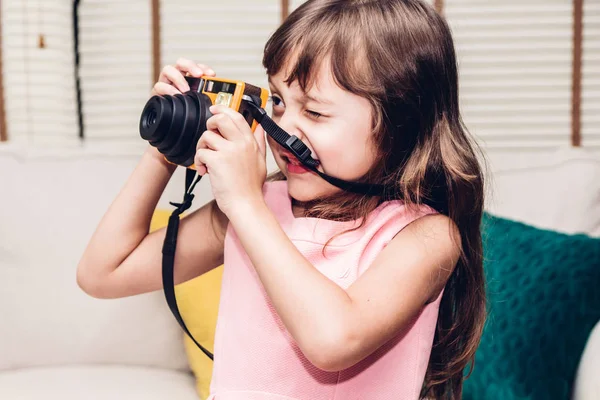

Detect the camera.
xmin=139 ymin=76 xmax=269 ymax=168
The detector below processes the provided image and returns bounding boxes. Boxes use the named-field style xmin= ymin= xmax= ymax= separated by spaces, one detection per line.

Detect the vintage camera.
xmin=139 ymin=76 xmax=269 ymax=168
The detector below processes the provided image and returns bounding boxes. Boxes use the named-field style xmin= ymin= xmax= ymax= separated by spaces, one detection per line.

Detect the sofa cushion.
xmin=463 ymin=213 xmax=600 ymax=400
xmin=486 ymin=147 xmax=600 ymax=237
xmin=0 ymin=365 xmax=198 ymax=400
xmin=0 ymin=152 xmax=191 ymax=371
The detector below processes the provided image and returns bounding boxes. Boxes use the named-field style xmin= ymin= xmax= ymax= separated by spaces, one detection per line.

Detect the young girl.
xmin=77 ymin=0 xmax=486 ymax=399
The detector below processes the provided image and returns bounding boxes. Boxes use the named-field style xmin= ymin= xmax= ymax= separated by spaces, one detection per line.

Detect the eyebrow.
xmin=268 ymin=77 xmax=333 ymax=106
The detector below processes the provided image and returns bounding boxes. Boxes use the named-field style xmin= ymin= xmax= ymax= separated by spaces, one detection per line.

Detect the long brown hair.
xmin=262 ymin=0 xmax=486 ymax=398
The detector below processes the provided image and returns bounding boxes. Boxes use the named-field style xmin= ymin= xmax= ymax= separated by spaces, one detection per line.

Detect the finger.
xmin=195 ymin=163 xmax=207 ymax=176
xmin=253 ymin=125 xmax=267 ymax=158
xmin=196 ymin=129 xmax=229 ymax=151
xmin=152 ymin=82 xmax=180 ymax=96
xmin=206 ymin=113 xmax=244 ymax=142
xmin=208 ymin=105 xmax=251 ymax=140
xmin=194 ymin=148 xmax=215 ymax=176
xmin=175 ymin=58 xmax=204 ymax=77
xmin=195 ymin=63 xmax=216 ymax=77
xmin=159 ymin=65 xmax=190 ymax=93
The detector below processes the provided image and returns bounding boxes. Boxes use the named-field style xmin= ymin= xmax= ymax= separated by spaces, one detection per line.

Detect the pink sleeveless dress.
xmin=207 ymin=181 xmax=443 ymax=400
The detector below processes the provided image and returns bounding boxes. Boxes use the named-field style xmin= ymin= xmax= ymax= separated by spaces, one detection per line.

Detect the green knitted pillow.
xmin=463 ymin=213 xmax=600 ymax=400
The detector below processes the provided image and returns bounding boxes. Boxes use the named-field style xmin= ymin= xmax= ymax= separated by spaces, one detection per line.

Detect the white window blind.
xmin=290 ymin=0 xmax=305 ymax=11
xmin=78 ymin=0 xmax=152 ymax=142
xmin=446 ymin=0 xmax=574 ymax=149
xmin=1 ymin=0 xmax=78 ymax=146
xmin=582 ymin=0 xmax=599 ymax=147
xmin=160 ymin=0 xmax=281 ymax=95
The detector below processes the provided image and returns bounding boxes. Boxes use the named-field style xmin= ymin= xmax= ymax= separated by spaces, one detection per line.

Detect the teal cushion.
xmin=463 ymin=213 xmax=600 ymax=400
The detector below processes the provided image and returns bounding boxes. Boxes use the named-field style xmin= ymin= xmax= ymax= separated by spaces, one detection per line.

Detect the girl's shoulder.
xmin=361 ymin=198 xmax=439 ymax=238
xmin=366 ymin=191 xmax=439 ymax=221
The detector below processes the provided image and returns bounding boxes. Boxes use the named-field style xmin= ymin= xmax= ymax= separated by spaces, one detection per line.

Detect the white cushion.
xmin=0 ymin=365 xmax=198 ymax=400
xmin=485 ymin=147 xmax=600 ymax=237
xmin=573 ymin=321 xmax=600 ymax=400
xmin=0 ymin=148 xmax=202 ymax=371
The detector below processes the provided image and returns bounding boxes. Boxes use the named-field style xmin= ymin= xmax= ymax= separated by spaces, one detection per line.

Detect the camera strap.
xmin=162 ymin=168 xmax=214 ymax=360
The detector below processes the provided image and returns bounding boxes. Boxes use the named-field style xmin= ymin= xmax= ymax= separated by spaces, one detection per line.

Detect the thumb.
xmin=253 ymin=124 xmax=266 ymax=158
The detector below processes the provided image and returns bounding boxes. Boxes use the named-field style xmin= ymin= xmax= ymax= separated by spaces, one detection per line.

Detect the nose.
xmin=276 ymin=110 xmax=305 ymax=142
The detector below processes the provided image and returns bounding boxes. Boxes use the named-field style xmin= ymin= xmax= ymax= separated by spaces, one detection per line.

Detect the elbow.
xmin=308 ymin=353 xmax=348 ymax=373
xmin=303 ymin=327 xmax=362 ymax=373
xmin=76 ymin=263 xmax=111 ymax=299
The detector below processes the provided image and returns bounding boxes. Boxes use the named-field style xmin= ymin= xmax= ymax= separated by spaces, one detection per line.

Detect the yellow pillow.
xmin=151 ymin=209 xmax=223 ymax=400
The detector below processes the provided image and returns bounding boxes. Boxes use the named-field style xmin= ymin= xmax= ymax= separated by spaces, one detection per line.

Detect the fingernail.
xmin=194 ymin=67 xmax=203 ymax=76
xmin=207 ymin=69 xmax=215 ymax=75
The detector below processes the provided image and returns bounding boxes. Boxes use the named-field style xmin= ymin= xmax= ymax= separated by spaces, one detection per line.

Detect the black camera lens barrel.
xmin=155 ymin=97 xmax=185 ymax=155
xmin=158 ymin=94 xmax=191 ymax=157
xmin=167 ymin=95 xmax=200 ymax=161
xmin=139 ymin=91 xmax=213 ymax=167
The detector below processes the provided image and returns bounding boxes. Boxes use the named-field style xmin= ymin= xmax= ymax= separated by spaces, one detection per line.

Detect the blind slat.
xmin=160 ymin=0 xmax=280 ymax=91
xmin=582 ymin=2 xmax=600 ymax=146
xmin=78 ymin=0 xmax=152 ymax=140
xmin=2 ymin=0 xmax=78 ymax=146
xmin=448 ymin=0 xmax=573 ymax=148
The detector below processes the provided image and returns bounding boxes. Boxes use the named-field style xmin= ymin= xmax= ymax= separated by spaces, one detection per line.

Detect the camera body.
xmin=139 ymin=76 xmax=269 ymax=168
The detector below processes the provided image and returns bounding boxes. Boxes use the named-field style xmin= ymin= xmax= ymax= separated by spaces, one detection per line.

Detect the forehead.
xmin=268 ymin=57 xmax=339 ymax=99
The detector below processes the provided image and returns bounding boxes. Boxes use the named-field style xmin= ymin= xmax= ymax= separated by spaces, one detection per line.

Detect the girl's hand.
xmin=194 ymin=105 xmax=267 ymax=217
xmin=147 ymin=58 xmax=216 ymax=167
xmin=151 ymin=58 xmax=216 ymax=97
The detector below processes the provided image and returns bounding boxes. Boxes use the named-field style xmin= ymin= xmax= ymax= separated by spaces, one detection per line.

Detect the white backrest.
xmin=485 ymin=147 xmax=600 ymax=237
xmin=0 ymin=145 xmax=204 ymax=371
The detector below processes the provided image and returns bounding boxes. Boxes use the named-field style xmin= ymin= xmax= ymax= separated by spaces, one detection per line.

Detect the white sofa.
xmin=0 ymin=143 xmax=598 ymax=399
xmin=0 ymin=143 xmax=202 ymax=400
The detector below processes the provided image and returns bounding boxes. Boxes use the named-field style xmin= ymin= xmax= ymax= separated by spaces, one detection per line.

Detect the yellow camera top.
xmin=194 ymin=76 xmax=270 ymax=132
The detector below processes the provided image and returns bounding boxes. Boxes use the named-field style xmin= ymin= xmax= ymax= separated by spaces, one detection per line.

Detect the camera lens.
xmin=146 ymin=109 xmax=157 ymax=126
xmin=139 ymin=91 xmax=213 ymax=167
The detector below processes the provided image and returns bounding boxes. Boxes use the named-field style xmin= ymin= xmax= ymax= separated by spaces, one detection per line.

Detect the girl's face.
xmin=267 ymin=59 xmax=378 ymax=203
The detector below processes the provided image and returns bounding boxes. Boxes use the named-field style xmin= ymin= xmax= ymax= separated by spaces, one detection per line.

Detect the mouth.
xmin=280 ymin=150 xmax=318 ymax=175
xmin=281 ymin=151 xmax=321 ymax=166
xmin=281 ymin=151 xmax=303 ymax=166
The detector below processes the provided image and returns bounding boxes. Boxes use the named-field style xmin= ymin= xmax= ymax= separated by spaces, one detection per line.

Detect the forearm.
xmin=227 ymin=198 xmax=354 ymax=357
xmin=78 ymin=146 xmax=177 ymax=280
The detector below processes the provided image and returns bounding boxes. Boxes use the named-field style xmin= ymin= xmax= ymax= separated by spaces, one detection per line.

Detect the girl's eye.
xmin=270 ymin=95 xmax=284 ymax=108
xmin=305 ymin=110 xmax=322 ymax=120
xmin=269 ymin=95 xmax=323 ymax=120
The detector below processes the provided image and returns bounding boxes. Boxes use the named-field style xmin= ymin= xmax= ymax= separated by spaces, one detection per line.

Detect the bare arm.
xmin=77 ymin=58 xmax=227 ymax=299
xmin=77 ymin=146 xmax=228 ymax=299
xmin=227 ymin=199 xmax=459 ymax=372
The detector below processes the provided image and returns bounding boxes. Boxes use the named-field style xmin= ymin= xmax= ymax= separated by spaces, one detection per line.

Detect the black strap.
xmin=162 ymin=168 xmax=214 ymax=360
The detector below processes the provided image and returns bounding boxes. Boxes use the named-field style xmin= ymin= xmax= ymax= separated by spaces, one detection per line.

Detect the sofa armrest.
xmin=572 ymin=321 xmax=600 ymax=400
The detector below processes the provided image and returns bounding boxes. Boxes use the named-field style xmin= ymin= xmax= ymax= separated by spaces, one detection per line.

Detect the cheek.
xmin=311 ymin=123 xmax=376 ymax=179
